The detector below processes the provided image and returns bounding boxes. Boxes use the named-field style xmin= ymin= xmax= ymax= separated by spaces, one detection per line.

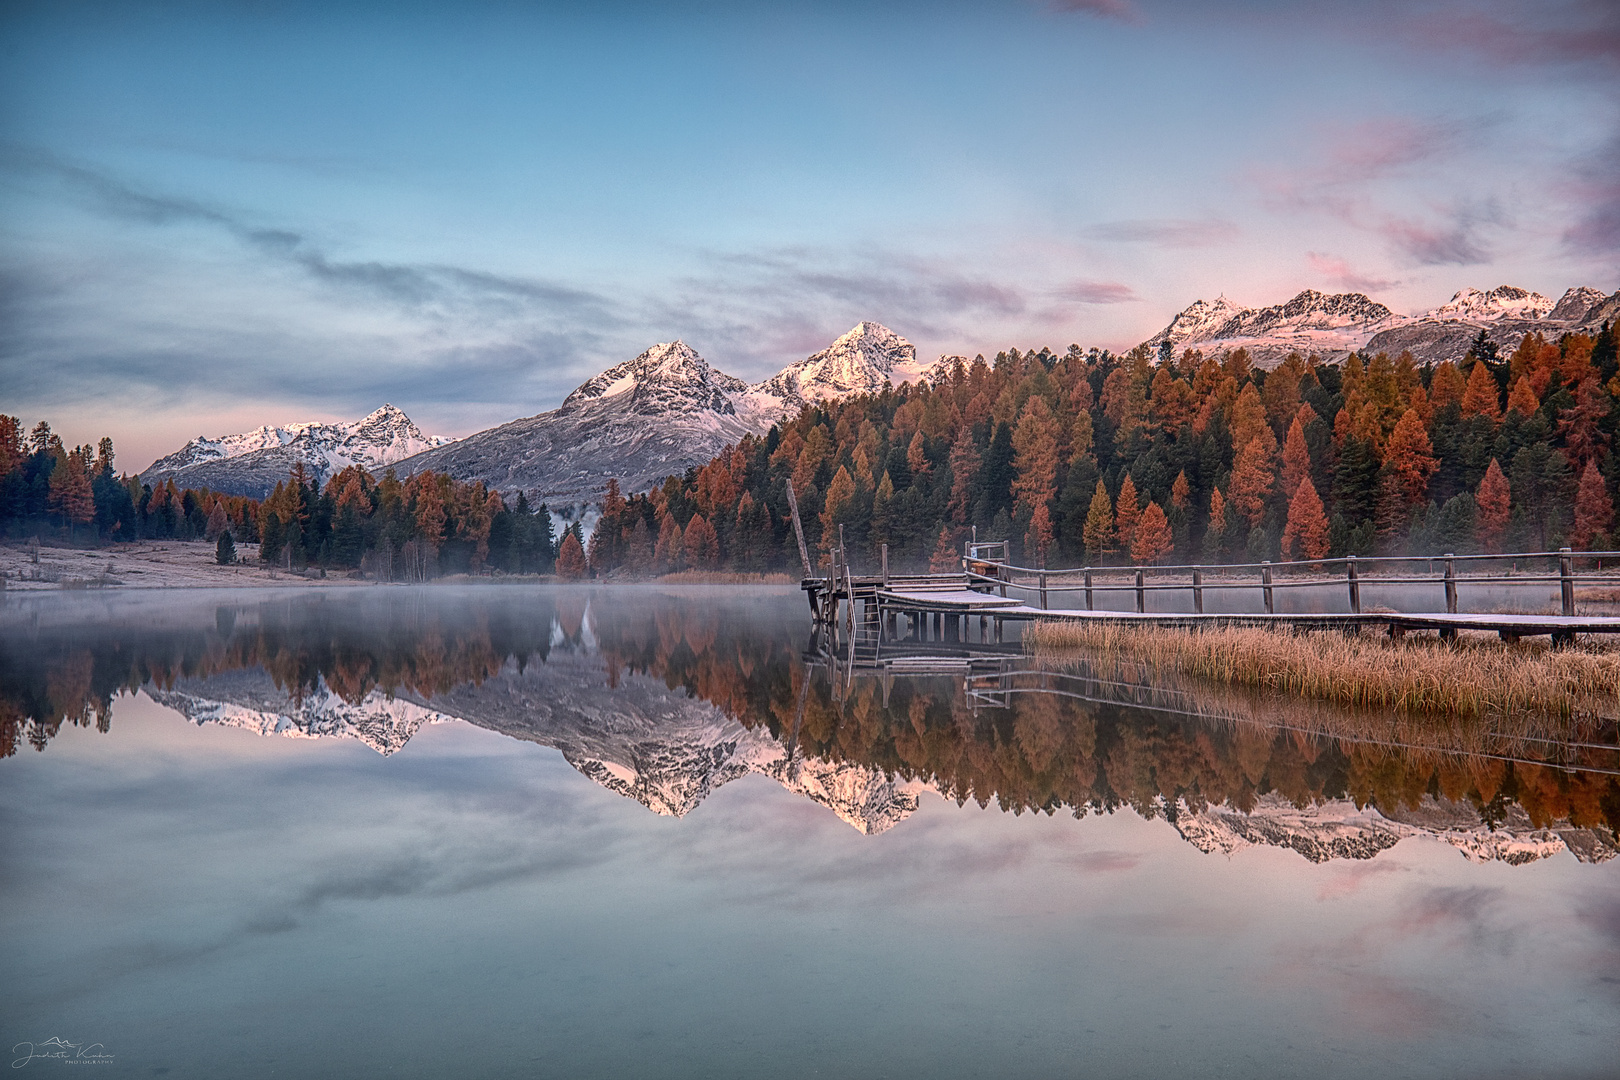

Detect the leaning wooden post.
xmin=1192 ymin=566 xmax=1204 ymax=615
xmin=783 ymin=479 xmax=813 ymax=578
xmin=1443 ymin=553 xmax=1457 ymax=614
xmin=1560 ymin=546 xmax=1575 ymax=617
xmin=1347 ymin=555 xmax=1360 ymax=614
xmin=1084 ymin=568 xmax=1094 ymax=611
xmin=1135 ymin=568 xmax=1145 ymax=614
xmin=1262 ymin=561 xmax=1274 ymax=615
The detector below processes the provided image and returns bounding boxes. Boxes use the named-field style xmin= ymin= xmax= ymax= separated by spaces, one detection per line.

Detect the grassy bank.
xmin=1025 ymin=620 xmax=1620 ymax=722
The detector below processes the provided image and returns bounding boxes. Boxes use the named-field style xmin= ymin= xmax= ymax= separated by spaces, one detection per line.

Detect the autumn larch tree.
xmin=556 ymin=531 xmax=588 ymax=579
xmin=1227 ymin=432 xmax=1277 ymax=529
xmin=1114 ymin=474 xmax=1141 ymax=557
xmin=1475 ymin=458 xmax=1511 ymax=553
xmin=1280 ymin=413 xmax=1312 ymax=500
xmin=1280 ymin=477 xmax=1330 ymax=561
xmin=1460 ymin=360 xmax=1502 ymax=421
xmin=682 ymin=513 xmax=720 ymax=569
xmin=1570 ymin=460 xmax=1613 ymax=550
xmin=1130 ymin=501 xmax=1173 ymax=565
xmin=1082 ymin=480 xmax=1114 ymax=563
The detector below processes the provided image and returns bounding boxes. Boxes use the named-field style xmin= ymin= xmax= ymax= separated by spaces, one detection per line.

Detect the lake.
xmin=2 ymin=585 xmax=1617 ymax=1079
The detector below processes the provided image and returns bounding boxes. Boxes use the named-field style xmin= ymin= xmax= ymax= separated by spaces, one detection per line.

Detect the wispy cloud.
xmin=1084 ymin=218 xmax=1238 ymax=248
xmin=1050 ymin=0 xmax=1142 ymax=24
xmin=1058 ymin=279 xmax=1140 ymax=304
xmin=10 ymin=150 xmax=618 ymax=322
xmin=1305 ymin=252 xmax=1398 ymax=292
xmin=1258 ymin=117 xmax=1505 ymax=267
xmin=1563 ymin=134 xmax=1620 ymax=260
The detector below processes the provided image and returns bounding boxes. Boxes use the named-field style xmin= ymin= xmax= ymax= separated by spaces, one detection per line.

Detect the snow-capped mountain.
xmin=394 ymin=323 xmax=926 ymax=508
xmin=1145 ymin=284 xmax=1619 ymax=368
xmin=1429 ymin=284 xmax=1554 ymax=322
xmin=1175 ymin=792 xmax=1615 ymax=865
xmin=392 ymin=341 xmax=779 ymax=507
xmin=146 ymin=650 xmax=926 ymax=834
xmin=1143 ymin=290 xmax=1403 ymax=367
xmin=141 ymin=404 xmax=451 ymax=498
xmin=748 ymin=321 xmax=929 ymax=411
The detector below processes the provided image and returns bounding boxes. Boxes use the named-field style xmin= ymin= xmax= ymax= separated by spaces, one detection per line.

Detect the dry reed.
xmin=653 ymin=571 xmax=797 ymax=585
xmin=1025 ymin=620 xmax=1620 ymax=722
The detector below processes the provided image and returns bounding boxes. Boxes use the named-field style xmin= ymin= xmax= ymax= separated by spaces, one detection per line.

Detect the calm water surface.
xmin=2 ymin=586 xmax=1617 ymax=1079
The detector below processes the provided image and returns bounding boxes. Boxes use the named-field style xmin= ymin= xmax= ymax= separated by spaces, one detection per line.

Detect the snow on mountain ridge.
xmin=748 ymin=321 xmax=925 ymax=411
xmin=1428 ymin=285 xmax=1554 ymax=322
xmin=142 ymin=404 xmax=451 ymax=494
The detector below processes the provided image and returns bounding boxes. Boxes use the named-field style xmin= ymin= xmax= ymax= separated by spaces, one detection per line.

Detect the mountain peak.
xmin=749 ymin=321 xmax=921 ymax=409
xmin=561 ymin=340 xmax=749 ymax=416
xmin=1428 ymin=285 xmax=1553 ymax=322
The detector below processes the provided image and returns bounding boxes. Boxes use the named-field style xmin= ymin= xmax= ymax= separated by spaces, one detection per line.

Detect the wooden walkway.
xmin=802 ymin=541 xmax=1620 ymax=646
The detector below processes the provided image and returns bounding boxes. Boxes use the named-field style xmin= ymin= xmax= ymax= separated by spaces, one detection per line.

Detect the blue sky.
xmin=2 ymin=0 xmax=1617 ymax=468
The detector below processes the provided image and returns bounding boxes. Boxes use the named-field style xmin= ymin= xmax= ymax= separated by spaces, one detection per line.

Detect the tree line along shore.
xmin=5 ymin=322 xmax=1618 ymax=580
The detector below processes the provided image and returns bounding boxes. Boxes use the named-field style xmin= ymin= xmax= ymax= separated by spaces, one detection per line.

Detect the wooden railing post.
xmin=1192 ymin=566 xmax=1203 ymax=615
xmin=881 ymin=543 xmax=889 ymax=586
xmin=1560 ymin=547 xmax=1575 ymax=617
xmin=1039 ymin=570 xmax=1048 ymax=610
xmin=1135 ymin=568 xmax=1145 ymax=614
xmin=1262 ymin=561 xmax=1274 ymax=615
xmin=1084 ymin=568 xmax=1094 ymax=611
xmin=1347 ymin=555 xmax=1360 ymax=615
xmin=1443 ymin=553 xmax=1457 ymax=614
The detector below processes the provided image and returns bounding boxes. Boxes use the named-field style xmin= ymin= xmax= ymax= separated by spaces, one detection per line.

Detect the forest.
xmin=589 ymin=324 xmax=1620 ymax=575
xmin=0 ymin=418 xmax=568 ymax=577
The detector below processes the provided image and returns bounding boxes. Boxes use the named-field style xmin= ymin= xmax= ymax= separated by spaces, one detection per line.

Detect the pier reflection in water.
xmin=2 ymin=586 xmax=1617 ymax=1079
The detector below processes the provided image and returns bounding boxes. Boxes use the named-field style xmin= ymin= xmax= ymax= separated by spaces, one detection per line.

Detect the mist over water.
xmin=2 ymin=586 xmax=1616 ymax=1079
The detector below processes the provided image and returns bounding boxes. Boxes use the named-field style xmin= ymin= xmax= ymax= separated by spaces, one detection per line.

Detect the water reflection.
xmin=2 ymin=587 xmax=1616 ymax=863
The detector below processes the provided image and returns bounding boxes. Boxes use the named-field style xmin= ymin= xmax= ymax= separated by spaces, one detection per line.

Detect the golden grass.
xmin=653 ymin=571 xmax=797 ymax=585
xmin=1025 ymin=620 xmax=1620 ymax=722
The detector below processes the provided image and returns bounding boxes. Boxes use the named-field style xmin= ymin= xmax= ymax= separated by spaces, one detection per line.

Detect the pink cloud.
xmin=1050 ymin=0 xmax=1142 ymax=24
xmin=1306 ymin=252 xmax=1398 ymax=293
xmin=1059 ymin=280 xmax=1140 ymax=304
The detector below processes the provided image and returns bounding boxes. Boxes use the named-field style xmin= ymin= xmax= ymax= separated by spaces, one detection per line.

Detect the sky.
xmin=2 ymin=0 xmax=1618 ymax=471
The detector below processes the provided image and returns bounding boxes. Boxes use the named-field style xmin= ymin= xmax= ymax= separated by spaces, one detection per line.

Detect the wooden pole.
xmin=1084 ymin=568 xmax=1093 ymax=611
xmin=881 ymin=543 xmax=889 ymax=585
xmin=1347 ymin=555 xmax=1360 ymax=615
xmin=1192 ymin=566 xmax=1203 ymax=615
xmin=1135 ymin=568 xmax=1145 ymax=614
xmin=1040 ymin=570 xmax=1048 ymax=610
xmin=1560 ymin=547 xmax=1575 ymax=617
xmin=1444 ymin=554 xmax=1457 ymax=614
xmin=783 ymin=479 xmax=813 ymax=578
xmin=1262 ymin=561 xmax=1274 ymax=615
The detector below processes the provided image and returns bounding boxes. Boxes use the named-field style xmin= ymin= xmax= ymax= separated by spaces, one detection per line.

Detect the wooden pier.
xmin=802 ymin=539 xmax=1620 ymax=647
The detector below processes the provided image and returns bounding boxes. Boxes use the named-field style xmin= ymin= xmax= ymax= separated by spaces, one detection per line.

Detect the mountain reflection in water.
xmin=3 ymin=586 xmax=1616 ymax=863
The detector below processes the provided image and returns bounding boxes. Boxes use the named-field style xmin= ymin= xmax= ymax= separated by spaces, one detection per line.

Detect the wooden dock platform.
xmin=803 ymin=540 xmax=1620 ymax=647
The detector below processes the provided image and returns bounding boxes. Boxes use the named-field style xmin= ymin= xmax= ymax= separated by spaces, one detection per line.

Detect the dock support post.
xmin=1040 ymin=571 xmax=1048 ymax=610
xmin=1560 ymin=546 xmax=1575 ymax=617
xmin=1262 ymin=561 xmax=1273 ymax=615
xmin=1135 ymin=568 xmax=1145 ymax=614
xmin=1084 ymin=568 xmax=1094 ymax=611
xmin=1347 ymin=555 xmax=1360 ymax=615
xmin=1192 ymin=566 xmax=1203 ymax=615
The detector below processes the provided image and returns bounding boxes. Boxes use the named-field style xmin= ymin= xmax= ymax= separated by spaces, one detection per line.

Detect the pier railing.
xmin=959 ymin=547 xmax=1620 ymax=618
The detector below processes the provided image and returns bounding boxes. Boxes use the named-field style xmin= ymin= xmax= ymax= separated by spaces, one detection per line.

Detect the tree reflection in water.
xmin=3 ymin=588 xmax=1616 ymax=855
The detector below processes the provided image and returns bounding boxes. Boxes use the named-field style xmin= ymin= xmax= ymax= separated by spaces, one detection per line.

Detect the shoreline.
xmin=0 ymin=541 xmax=797 ymax=590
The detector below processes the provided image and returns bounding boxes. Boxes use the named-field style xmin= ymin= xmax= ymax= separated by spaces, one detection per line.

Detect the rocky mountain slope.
xmin=390 ymin=323 xmax=930 ymax=507
xmin=1144 ymin=284 xmax=1619 ymax=368
xmin=140 ymin=404 xmax=450 ymax=498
